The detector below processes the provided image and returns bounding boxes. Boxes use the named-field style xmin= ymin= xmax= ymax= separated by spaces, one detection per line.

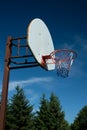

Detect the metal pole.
xmin=0 ymin=36 xmax=39 ymax=130
xmin=0 ymin=36 xmax=12 ymax=130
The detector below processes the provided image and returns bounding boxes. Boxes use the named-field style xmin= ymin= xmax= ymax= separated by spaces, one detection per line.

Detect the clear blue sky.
xmin=0 ymin=0 xmax=87 ymax=124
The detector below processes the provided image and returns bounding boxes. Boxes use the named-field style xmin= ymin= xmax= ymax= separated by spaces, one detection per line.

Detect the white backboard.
xmin=27 ymin=18 xmax=55 ymax=70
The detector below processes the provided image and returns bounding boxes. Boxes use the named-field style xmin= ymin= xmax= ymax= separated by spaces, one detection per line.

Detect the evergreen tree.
xmin=6 ymin=86 xmax=34 ymax=130
xmin=34 ymin=94 xmax=49 ymax=130
xmin=48 ymin=93 xmax=70 ymax=130
xmin=35 ymin=93 xmax=70 ymax=130
xmin=71 ymin=106 xmax=87 ymax=130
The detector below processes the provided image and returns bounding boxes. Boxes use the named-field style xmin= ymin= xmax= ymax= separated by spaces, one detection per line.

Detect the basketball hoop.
xmin=42 ymin=49 xmax=77 ymax=78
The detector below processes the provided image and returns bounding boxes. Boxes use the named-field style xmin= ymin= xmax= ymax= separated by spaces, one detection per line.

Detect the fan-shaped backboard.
xmin=27 ymin=18 xmax=55 ymax=70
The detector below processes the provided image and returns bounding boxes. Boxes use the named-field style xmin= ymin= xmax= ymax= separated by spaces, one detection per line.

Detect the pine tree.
xmin=35 ymin=93 xmax=70 ymax=130
xmin=48 ymin=93 xmax=70 ymax=130
xmin=34 ymin=94 xmax=49 ymax=130
xmin=71 ymin=106 xmax=87 ymax=130
xmin=6 ymin=86 xmax=34 ymax=130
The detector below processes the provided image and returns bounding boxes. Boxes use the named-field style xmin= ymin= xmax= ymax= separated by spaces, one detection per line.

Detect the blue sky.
xmin=0 ymin=0 xmax=87 ymax=124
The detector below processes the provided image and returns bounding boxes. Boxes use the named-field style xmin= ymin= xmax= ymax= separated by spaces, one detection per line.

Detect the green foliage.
xmin=6 ymin=86 xmax=34 ymax=130
xmin=71 ymin=106 xmax=87 ymax=130
xmin=34 ymin=94 xmax=49 ymax=130
xmin=4 ymin=85 xmax=87 ymax=130
xmin=48 ymin=93 xmax=70 ymax=130
xmin=35 ymin=93 xmax=70 ymax=130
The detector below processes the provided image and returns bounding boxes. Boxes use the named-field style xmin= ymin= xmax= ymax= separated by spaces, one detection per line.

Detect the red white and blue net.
xmin=42 ymin=49 xmax=77 ymax=78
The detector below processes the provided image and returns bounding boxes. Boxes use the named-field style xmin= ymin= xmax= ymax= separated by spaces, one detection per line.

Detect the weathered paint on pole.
xmin=0 ymin=36 xmax=12 ymax=130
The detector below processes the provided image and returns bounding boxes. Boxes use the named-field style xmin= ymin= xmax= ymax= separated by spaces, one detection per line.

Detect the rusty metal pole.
xmin=0 ymin=36 xmax=12 ymax=130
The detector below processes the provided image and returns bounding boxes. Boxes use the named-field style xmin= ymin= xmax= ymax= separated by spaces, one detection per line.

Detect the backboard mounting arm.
xmin=7 ymin=36 xmax=39 ymax=69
